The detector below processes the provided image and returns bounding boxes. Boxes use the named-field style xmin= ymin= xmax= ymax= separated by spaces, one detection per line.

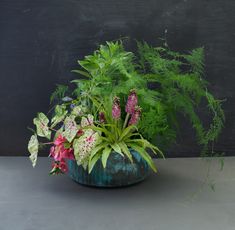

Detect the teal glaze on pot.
xmin=67 ymin=149 xmax=150 ymax=187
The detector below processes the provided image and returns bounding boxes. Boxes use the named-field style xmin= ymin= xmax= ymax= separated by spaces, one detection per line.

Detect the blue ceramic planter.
xmin=67 ymin=149 xmax=150 ymax=187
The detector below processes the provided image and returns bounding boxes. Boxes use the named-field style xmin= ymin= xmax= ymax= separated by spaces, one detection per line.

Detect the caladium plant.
xmin=28 ymin=89 xmax=163 ymax=174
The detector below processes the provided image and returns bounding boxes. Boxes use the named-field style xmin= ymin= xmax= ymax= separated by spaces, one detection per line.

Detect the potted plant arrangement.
xmin=28 ymin=40 xmax=224 ymax=187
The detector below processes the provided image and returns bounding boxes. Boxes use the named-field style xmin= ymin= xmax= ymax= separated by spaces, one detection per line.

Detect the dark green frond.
xmin=50 ymin=84 xmax=68 ymax=103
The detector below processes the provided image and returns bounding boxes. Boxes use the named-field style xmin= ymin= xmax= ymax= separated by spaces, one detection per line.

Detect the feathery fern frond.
xmin=67 ymin=40 xmax=224 ymax=155
xmin=50 ymin=84 xmax=69 ymax=103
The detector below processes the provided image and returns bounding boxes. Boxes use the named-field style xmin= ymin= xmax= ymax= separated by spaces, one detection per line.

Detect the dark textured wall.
xmin=0 ymin=0 xmax=234 ymax=156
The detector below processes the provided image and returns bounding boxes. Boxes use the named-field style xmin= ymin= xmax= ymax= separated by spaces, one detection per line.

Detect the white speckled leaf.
xmin=53 ymin=126 xmax=63 ymax=141
xmin=71 ymin=106 xmax=83 ymax=117
xmin=73 ymin=129 xmax=100 ymax=168
xmin=63 ymin=115 xmax=78 ymax=142
xmin=28 ymin=135 xmax=39 ymax=167
xmin=81 ymin=114 xmax=94 ymax=127
xmin=51 ymin=105 xmax=67 ymax=128
xmin=33 ymin=113 xmax=51 ymax=140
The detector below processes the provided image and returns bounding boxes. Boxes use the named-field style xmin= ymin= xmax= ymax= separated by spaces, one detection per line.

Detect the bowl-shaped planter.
xmin=67 ymin=149 xmax=150 ymax=187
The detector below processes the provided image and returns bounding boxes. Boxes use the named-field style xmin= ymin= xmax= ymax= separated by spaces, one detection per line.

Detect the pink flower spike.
xmin=128 ymin=106 xmax=141 ymax=126
xmin=99 ymin=112 xmax=106 ymax=123
xmin=112 ymin=97 xmax=121 ymax=120
xmin=125 ymin=89 xmax=138 ymax=114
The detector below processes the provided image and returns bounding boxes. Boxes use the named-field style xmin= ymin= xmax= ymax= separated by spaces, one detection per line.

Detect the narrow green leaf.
xmin=89 ymin=143 xmax=107 ymax=160
xmin=84 ymin=125 xmax=115 ymax=142
xmin=129 ymin=143 xmax=157 ymax=172
xmin=119 ymin=125 xmax=137 ymax=141
xmin=128 ymin=139 xmax=164 ymax=158
xmin=121 ymin=132 xmax=142 ymax=142
xmin=50 ymin=84 xmax=68 ymax=103
xmin=111 ymin=143 xmax=124 ymax=157
xmin=88 ymin=153 xmax=101 ymax=173
xmin=219 ymin=157 xmax=224 ymax=171
xmin=119 ymin=142 xmax=133 ymax=163
xmin=71 ymin=69 xmax=91 ymax=78
xmin=101 ymin=146 xmax=112 ymax=168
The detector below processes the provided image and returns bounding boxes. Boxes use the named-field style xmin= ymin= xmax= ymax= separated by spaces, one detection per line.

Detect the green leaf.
xmin=120 ymin=132 xmax=142 ymax=142
xmin=71 ymin=69 xmax=91 ymax=79
xmin=53 ymin=127 xmax=63 ymax=141
xmin=50 ymin=84 xmax=68 ymax=103
xmin=28 ymin=135 xmax=39 ymax=167
xmin=81 ymin=115 xmax=94 ymax=127
xmin=101 ymin=146 xmax=112 ymax=168
xmin=63 ymin=115 xmax=78 ymax=142
xmin=84 ymin=125 xmax=115 ymax=142
xmin=71 ymin=106 xmax=83 ymax=117
xmin=89 ymin=143 xmax=107 ymax=160
xmin=73 ymin=129 xmax=101 ymax=168
xmin=119 ymin=141 xmax=133 ymax=163
xmin=128 ymin=143 xmax=157 ymax=172
xmin=128 ymin=139 xmax=164 ymax=158
xmin=119 ymin=125 xmax=137 ymax=141
xmin=51 ymin=105 xmax=68 ymax=128
xmin=33 ymin=113 xmax=51 ymax=140
xmin=88 ymin=152 xmax=101 ymax=173
xmin=110 ymin=143 xmax=124 ymax=157
xmin=219 ymin=157 xmax=224 ymax=171
xmin=63 ymin=142 xmax=71 ymax=149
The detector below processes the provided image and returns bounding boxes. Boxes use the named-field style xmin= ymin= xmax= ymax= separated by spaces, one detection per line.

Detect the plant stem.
xmin=123 ymin=113 xmax=130 ymax=130
xmin=49 ymin=127 xmax=57 ymax=132
xmin=40 ymin=142 xmax=54 ymax=145
xmin=115 ymin=120 xmax=118 ymax=141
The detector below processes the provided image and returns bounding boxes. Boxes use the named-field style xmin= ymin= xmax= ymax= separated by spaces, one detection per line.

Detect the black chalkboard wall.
xmin=0 ymin=0 xmax=234 ymax=157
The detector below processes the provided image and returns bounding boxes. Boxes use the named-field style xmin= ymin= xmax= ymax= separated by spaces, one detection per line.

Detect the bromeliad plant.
xmin=87 ymin=92 xmax=164 ymax=173
xmin=28 ymin=39 xmax=225 ymax=175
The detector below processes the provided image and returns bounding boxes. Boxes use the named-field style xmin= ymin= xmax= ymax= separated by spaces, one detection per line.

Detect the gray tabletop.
xmin=0 ymin=157 xmax=234 ymax=230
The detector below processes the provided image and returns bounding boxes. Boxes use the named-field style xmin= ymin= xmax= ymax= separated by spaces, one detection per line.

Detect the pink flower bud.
xmin=77 ymin=129 xmax=84 ymax=137
xmin=59 ymin=159 xmax=68 ymax=173
xmin=125 ymin=89 xmax=138 ymax=114
xmin=54 ymin=134 xmax=66 ymax=146
xmin=99 ymin=112 xmax=106 ymax=123
xmin=112 ymin=97 xmax=121 ymax=120
xmin=128 ymin=106 xmax=141 ymax=126
xmin=51 ymin=159 xmax=68 ymax=174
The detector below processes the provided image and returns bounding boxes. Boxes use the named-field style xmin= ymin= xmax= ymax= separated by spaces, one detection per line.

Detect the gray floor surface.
xmin=0 ymin=157 xmax=234 ymax=230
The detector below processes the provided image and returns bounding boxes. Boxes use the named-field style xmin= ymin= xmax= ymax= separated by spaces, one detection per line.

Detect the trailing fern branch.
xmin=50 ymin=84 xmax=69 ymax=103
